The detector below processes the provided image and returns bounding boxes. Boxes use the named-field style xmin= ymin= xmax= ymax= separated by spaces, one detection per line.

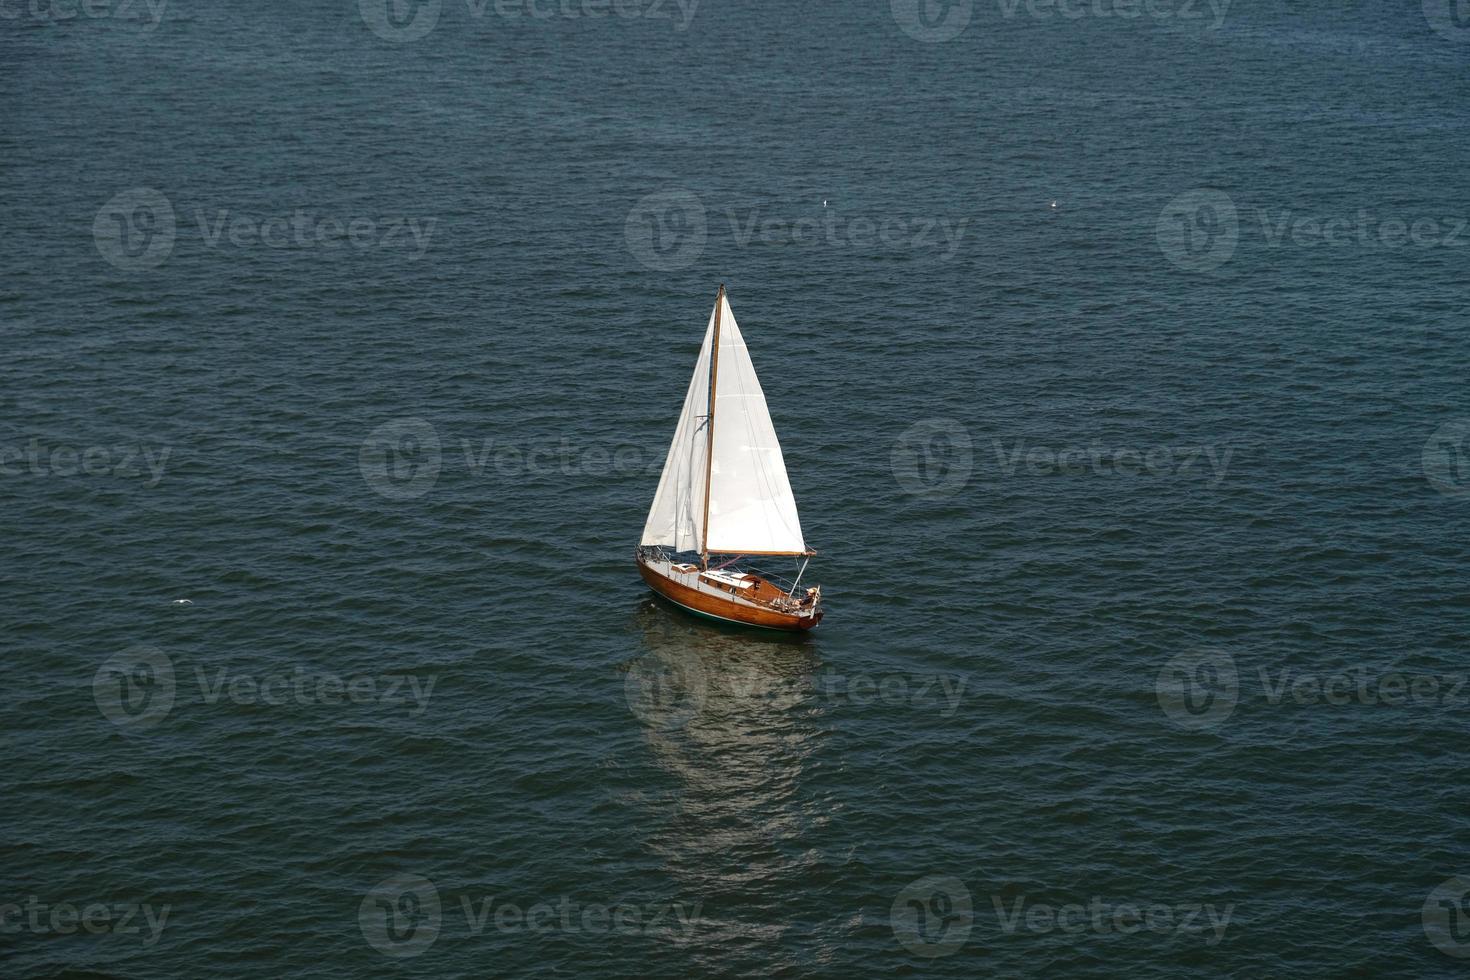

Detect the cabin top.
xmin=700 ymin=569 xmax=757 ymax=590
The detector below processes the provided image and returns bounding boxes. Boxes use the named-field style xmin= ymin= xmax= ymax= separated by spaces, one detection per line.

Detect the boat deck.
xmin=635 ymin=550 xmax=821 ymax=630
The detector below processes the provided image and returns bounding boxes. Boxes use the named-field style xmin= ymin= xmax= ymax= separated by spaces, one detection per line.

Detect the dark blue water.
xmin=5 ymin=1 xmax=1470 ymax=975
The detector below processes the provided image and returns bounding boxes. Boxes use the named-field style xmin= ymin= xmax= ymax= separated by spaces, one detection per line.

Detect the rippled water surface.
xmin=5 ymin=1 xmax=1470 ymax=976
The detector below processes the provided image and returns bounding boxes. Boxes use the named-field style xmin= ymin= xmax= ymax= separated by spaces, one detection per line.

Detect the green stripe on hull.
xmin=648 ymin=588 xmax=808 ymax=632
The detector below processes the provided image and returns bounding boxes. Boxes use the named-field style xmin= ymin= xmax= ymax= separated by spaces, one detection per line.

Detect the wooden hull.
xmin=637 ymin=557 xmax=822 ymax=632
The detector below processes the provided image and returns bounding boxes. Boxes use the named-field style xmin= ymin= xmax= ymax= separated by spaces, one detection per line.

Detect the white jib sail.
xmin=641 ymin=292 xmax=806 ymax=556
xmin=640 ymin=303 xmax=714 ymax=553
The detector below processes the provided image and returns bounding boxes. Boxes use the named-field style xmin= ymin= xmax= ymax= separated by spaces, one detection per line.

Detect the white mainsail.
xmin=641 ymin=291 xmax=807 ymax=556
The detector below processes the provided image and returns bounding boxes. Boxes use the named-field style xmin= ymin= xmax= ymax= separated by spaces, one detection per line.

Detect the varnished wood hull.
xmin=637 ymin=558 xmax=822 ymax=632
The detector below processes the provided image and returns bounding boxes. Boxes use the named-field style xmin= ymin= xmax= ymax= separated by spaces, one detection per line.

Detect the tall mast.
xmin=700 ymin=284 xmax=724 ymax=569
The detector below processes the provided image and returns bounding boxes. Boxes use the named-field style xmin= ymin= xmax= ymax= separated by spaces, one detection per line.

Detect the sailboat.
xmin=635 ymin=285 xmax=823 ymax=631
